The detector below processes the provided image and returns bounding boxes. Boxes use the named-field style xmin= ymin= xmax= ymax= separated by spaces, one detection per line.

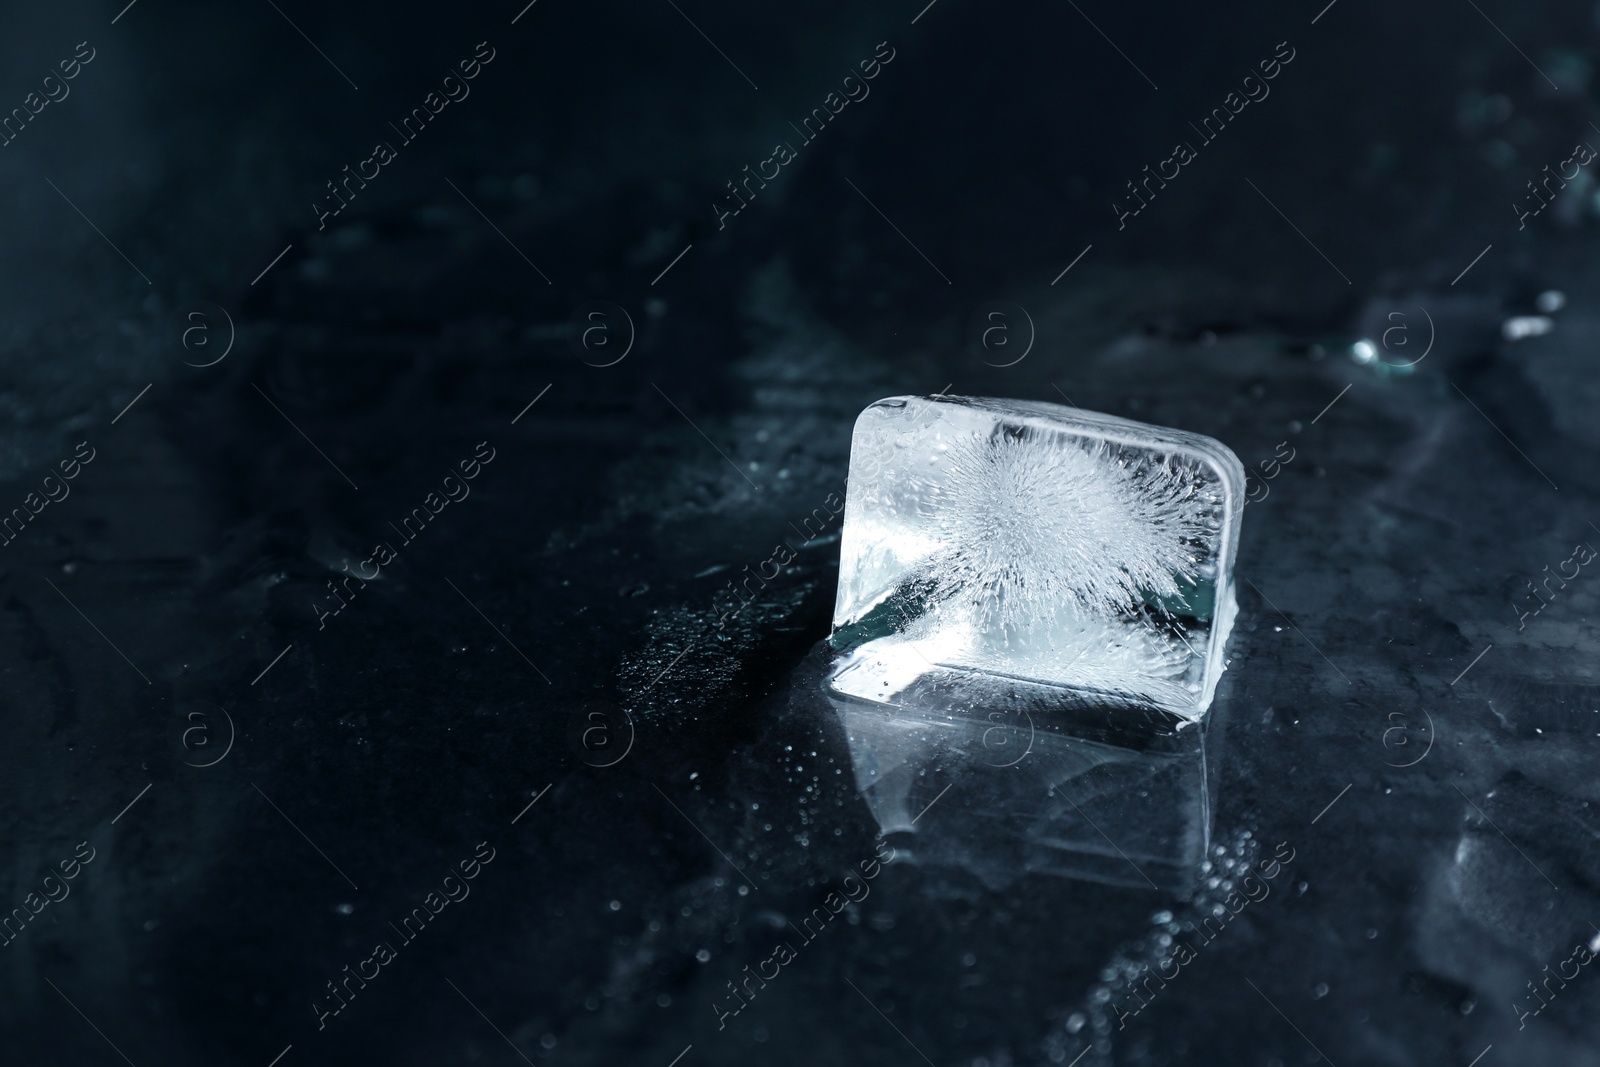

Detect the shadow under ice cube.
xmin=828 ymin=395 xmax=1245 ymax=722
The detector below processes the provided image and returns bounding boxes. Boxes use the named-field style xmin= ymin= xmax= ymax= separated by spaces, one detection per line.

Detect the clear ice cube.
xmin=828 ymin=395 xmax=1245 ymax=721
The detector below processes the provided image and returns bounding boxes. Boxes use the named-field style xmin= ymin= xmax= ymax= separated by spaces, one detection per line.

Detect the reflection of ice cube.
xmin=800 ymin=641 xmax=1221 ymax=892
xmin=830 ymin=395 xmax=1245 ymax=721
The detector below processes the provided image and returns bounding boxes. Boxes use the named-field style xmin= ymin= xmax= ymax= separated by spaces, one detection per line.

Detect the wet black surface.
xmin=3 ymin=1 xmax=1600 ymax=1064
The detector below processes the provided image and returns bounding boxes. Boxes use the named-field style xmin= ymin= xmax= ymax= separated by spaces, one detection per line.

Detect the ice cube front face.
xmin=829 ymin=395 xmax=1245 ymax=722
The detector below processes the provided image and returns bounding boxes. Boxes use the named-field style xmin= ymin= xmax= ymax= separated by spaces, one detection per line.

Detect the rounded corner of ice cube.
xmin=857 ymin=395 xmax=913 ymax=421
xmin=1185 ymin=434 xmax=1248 ymax=515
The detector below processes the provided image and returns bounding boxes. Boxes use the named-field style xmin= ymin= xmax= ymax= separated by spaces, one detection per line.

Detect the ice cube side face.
xmin=829 ymin=395 xmax=1245 ymax=721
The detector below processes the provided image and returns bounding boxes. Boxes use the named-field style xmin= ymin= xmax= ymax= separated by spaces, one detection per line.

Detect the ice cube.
xmin=828 ymin=394 xmax=1245 ymax=721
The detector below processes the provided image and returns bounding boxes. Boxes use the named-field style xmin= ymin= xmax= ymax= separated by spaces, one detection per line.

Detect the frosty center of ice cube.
xmin=828 ymin=395 xmax=1245 ymax=721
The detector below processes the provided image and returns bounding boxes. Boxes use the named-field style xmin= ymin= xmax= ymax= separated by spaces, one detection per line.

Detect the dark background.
xmin=2 ymin=1 xmax=1599 ymax=1064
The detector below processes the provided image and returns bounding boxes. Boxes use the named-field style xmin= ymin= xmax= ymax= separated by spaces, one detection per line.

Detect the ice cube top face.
xmin=829 ymin=395 xmax=1245 ymax=721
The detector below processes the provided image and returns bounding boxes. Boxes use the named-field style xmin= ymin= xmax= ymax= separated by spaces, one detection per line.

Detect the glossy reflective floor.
xmin=0 ymin=2 xmax=1596 ymax=1065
